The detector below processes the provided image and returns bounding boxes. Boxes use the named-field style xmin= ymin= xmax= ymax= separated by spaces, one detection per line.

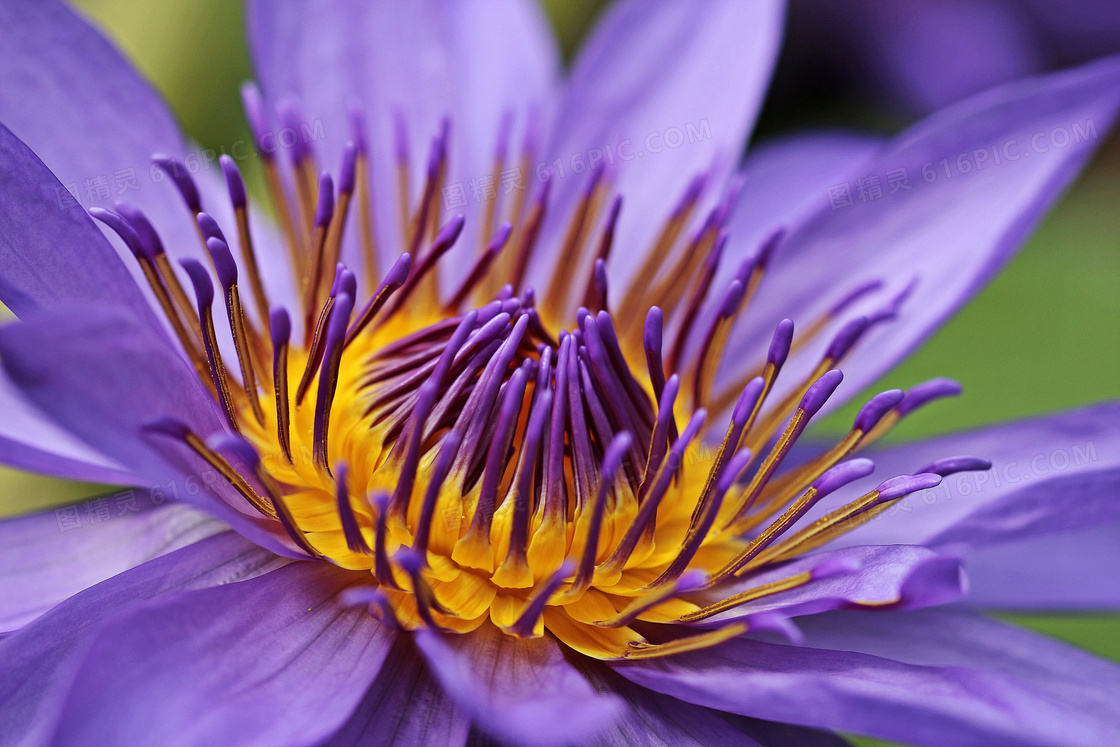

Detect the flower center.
xmin=97 ymin=92 xmax=987 ymax=660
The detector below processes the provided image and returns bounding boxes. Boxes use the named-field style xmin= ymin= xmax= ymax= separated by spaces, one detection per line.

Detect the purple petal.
xmin=530 ymin=0 xmax=785 ymax=292
xmin=0 ymin=531 xmax=287 ymax=746
xmin=836 ymin=0 xmax=1045 ymax=115
xmin=588 ymin=664 xmax=850 ymax=746
xmin=0 ymin=500 xmax=223 ymax=632
xmin=615 ymin=607 xmax=1120 ymax=746
xmin=0 ymin=308 xmax=299 ymax=557
xmin=692 ymin=545 xmax=964 ymax=628
xmin=319 ymin=635 xmax=470 ymax=747
xmin=47 ymin=561 xmax=392 ymax=747
xmin=0 ymin=370 xmax=137 ymax=484
xmin=248 ymin=0 xmax=560 ymax=278
xmin=415 ymin=622 xmax=622 ymax=747
xmin=964 ymin=521 xmax=1120 ymax=610
xmin=804 ymin=402 xmax=1120 ymax=555
xmin=0 ymin=125 xmax=159 ymax=326
xmin=718 ymin=57 xmax=1120 ymax=416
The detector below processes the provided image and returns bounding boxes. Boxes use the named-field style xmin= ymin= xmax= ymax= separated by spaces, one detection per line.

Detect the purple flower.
xmin=1 ymin=1 xmax=1120 ymax=745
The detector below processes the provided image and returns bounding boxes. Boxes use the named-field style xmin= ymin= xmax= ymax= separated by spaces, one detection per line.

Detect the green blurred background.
xmin=2 ymin=2 xmax=1117 ymax=743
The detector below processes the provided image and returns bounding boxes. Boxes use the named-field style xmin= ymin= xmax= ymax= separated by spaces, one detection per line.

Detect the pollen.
xmin=112 ymin=95 xmax=988 ymax=661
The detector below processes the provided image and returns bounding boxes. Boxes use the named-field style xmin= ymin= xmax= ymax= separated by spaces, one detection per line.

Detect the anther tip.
xmin=899 ymin=378 xmax=962 ymax=416
xmin=240 ymin=82 xmax=272 ymax=157
xmin=800 ymin=369 xmax=844 ymax=417
xmin=826 ymin=316 xmax=869 ymax=361
xmin=876 ymin=473 xmax=942 ymax=501
xmin=151 ymin=155 xmax=202 ymax=213
xmin=756 ymin=227 xmax=784 ymax=267
xmin=854 ymin=388 xmax=905 ymax=432
xmin=643 ymin=307 xmax=664 ymax=352
xmin=767 ymin=319 xmax=795 ymax=367
xmin=206 ymin=237 xmax=238 ymax=289
xmin=732 ymin=376 xmax=766 ymax=425
xmin=435 ymin=214 xmax=466 ymax=246
xmin=270 ymin=307 xmax=291 ymax=346
xmin=113 ymin=203 xmax=163 ymax=259
xmin=339 ymin=143 xmax=358 ymax=195
xmin=180 ymin=258 xmax=214 ymax=307
xmin=386 ymin=253 xmax=412 ymax=287
xmin=89 ymin=207 xmax=148 ymax=261
xmin=196 ymin=212 xmax=227 ymax=244
xmin=338 ymin=268 xmax=358 ymax=301
xmin=489 ymin=221 xmax=514 ymax=252
xmin=602 ymin=431 xmax=633 ymax=478
xmin=328 ymin=293 xmax=356 ymax=342
xmin=916 ymin=456 xmax=992 ymax=477
xmin=219 ymin=155 xmax=247 ymax=209
xmin=277 ymin=97 xmax=312 ymax=161
xmin=347 ymin=102 xmax=368 ymax=153
xmin=719 ymin=280 xmax=745 ymax=318
xmin=812 ymin=458 xmax=875 ymax=496
xmin=315 ymin=173 xmax=335 ymax=227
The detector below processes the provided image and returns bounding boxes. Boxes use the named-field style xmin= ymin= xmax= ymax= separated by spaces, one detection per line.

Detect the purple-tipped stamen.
xmin=916 ymin=456 xmax=993 ymax=476
xmin=898 ymin=377 xmax=963 ymax=416
xmin=853 ymin=389 xmax=905 ymax=433
xmin=151 ymin=154 xmax=202 ymax=213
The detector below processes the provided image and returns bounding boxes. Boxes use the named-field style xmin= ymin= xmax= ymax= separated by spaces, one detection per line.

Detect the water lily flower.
xmin=2 ymin=1 xmax=1120 ymax=745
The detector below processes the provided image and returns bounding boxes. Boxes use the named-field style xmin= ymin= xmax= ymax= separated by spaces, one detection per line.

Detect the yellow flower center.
xmin=123 ymin=105 xmax=970 ymax=660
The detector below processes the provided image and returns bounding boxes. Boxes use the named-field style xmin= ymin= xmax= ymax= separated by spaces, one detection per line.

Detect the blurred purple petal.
xmin=0 ymin=531 xmax=286 ymax=746
xmin=415 ymin=622 xmax=622 ymax=746
xmin=0 ymin=500 xmax=222 ymax=632
xmin=530 ymin=0 xmax=785 ymax=293
xmin=718 ymin=57 xmax=1120 ymax=416
xmin=48 ymin=561 xmax=391 ymax=747
xmin=615 ymin=607 xmax=1120 ymax=746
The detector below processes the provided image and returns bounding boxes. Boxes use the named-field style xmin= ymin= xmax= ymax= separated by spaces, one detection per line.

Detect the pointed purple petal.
xmin=0 ymin=501 xmax=222 ymax=632
xmin=615 ymin=607 xmax=1120 ymax=746
xmin=590 ymin=666 xmax=850 ymax=746
xmin=48 ymin=561 xmax=393 ymax=747
xmin=415 ymin=622 xmax=622 ymax=747
xmin=0 ymin=369 xmax=137 ymax=483
xmin=319 ymin=635 xmax=470 ymax=747
xmin=0 ymin=532 xmax=286 ymax=746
